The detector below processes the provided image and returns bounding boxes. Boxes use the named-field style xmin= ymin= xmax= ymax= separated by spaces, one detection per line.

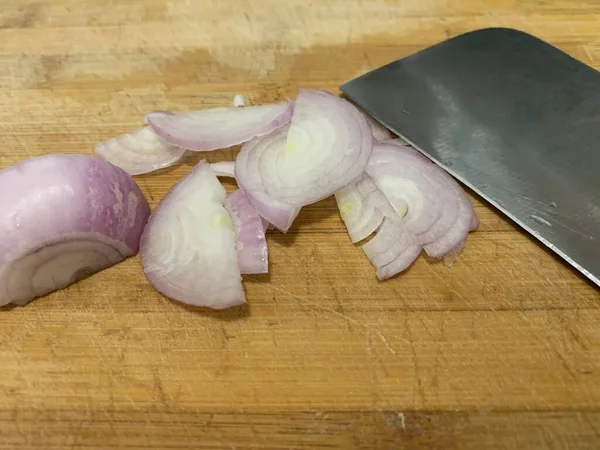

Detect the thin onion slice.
xmin=94 ymin=126 xmax=186 ymax=176
xmin=257 ymin=89 xmax=373 ymax=206
xmin=224 ymin=190 xmax=268 ymax=274
xmin=140 ymin=160 xmax=245 ymax=309
xmin=0 ymin=154 xmax=150 ymax=306
xmin=361 ymin=143 xmax=478 ymax=279
xmin=146 ymin=102 xmax=294 ymax=151
xmin=235 ymin=126 xmax=300 ymax=232
xmin=210 ymin=161 xmax=272 ymax=233
xmin=335 ymin=174 xmax=384 ymax=243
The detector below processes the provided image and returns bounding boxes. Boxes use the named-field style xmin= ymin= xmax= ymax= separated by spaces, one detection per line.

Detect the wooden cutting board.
xmin=0 ymin=1 xmax=599 ymax=448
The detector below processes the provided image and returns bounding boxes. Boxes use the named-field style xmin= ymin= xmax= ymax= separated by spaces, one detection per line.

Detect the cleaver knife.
xmin=341 ymin=27 xmax=600 ymax=287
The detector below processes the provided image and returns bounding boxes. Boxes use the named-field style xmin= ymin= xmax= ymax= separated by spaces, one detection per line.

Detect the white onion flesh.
xmin=235 ymin=126 xmax=301 ymax=232
xmin=335 ymin=174 xmax=384 ymax=243
xmin=255 ymin=89 xmax=373 ymax=206
xmin=354 ymin=142 xmax=479 ymax=279
xmin=94 ymin=126 xmax=186 ymax=176
xmin=209 ymin=161 xmax=236 ymax=178
xmin=232 ymin=94 xmax=246 ymax=107
xmin=224 ymin=190 xmax=268 ymax=274
xmin=146 ymin=102 xmax=294 ymax=151
xmin=0 ymin=154 xmax=150 ymax=306
xmin=140 ymin=161 xmax=245 ymax=309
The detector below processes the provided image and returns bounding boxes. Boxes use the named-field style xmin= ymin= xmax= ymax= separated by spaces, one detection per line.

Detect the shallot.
xmin=0 ymin=154 xmax=150 ymax=306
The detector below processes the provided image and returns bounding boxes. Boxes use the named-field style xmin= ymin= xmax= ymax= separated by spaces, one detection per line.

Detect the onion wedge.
xmin=94 ymin=126 xmax=186 ymax=176
xmin=146 ymin=102 xmax=294 ymax=151
xmin=224 ymin=190 xmax=268 ymax=274
xmin=140 ymin=161 xmax=245 ymax=309
xmin=0 ymin=154 xmax=150 ymax=306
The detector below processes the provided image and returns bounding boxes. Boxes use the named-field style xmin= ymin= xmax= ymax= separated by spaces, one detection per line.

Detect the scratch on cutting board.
xmin=252 ymin=281 xmax=403 ymax=354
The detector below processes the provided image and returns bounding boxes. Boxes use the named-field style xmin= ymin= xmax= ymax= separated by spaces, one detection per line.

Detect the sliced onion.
xmin=140 ymin=161 xmax=244 ymax=309
xmin=256 ymin=89 xmax=373 ymax=206
xmin=145 ymin=102 xmax=294 ymax=151
xmin=93 ymin=126 xmax=186 ymax=176
xmin=367 ymin=144 xmax=445 ymax=236
xmin=224 ymin=189 xmax=268 ymax=274
xmin=235 ymin=126 xmax=301 ymax=232
xmin=209 ymin=161 xmax=236 ymax=178
xmin=365 ymin=114 xmax=394 ymax=141
xmin=335 ymin=174 xmax=384 ymax=243
xmin=0 ymin=154 xmax=150 ymax=306
xmin=360 ymin=142 xmax=478 ymax=279
xmin=209 ymin=161 xmax=272 ymax=233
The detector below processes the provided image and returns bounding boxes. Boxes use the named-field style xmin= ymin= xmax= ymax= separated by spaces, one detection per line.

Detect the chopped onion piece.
xmin=360 ymin=142 xmax=478 ymax=279
xmin=94 ymin=126 xmax=185 ymax=176
xmin=140 ymin=161 xmax=245 ymax=309
xmin=146 ymin=101 xmax=294 ymax=151
xmin=224 ymin=190 xmax=268 ymax=274
xmin=210 ymin=161 xmax=236 ymax=178
xmin=258 ymin=89 xmax=373 ymax=206
xmin=0 ymin=154 xmax=150 ymax=306
xmin=235 ymin=126 xmax=300 ymax=232
xmin=232 ymin=94 xmax=246 ymax=107
xmin=335 ymin=174 xmax=384 ymax=243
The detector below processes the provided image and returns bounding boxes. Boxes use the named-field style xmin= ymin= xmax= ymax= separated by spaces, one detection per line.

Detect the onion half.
xmin=224 ymin=190 xmax=268 ymax=274
xmin=0 ymin=154 xmax=150 ymax=306
xmin=94 ymin=126 xmax=186 ymax=176
xmin=146 ymin=102 xmax=294 ymax=151
xmin=140 ymin=160 xmax=245 ymax=309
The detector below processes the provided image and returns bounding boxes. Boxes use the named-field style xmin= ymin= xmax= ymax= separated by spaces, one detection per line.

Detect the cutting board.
xmin=0 ymin=1 xmax=599 ymax=448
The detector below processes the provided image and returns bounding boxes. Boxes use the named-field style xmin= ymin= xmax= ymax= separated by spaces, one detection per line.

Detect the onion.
xmin=235 ymin=126 xmax=301 ymax=232
xmin=94 ymin=126 xmax=186 ymax=176
xmin=365 ymin=115 xmax=395 ymax=141
xmin=0 ymin=154 xmax=150 ymax=306
xmin=146 ymin=102 xmax=294 ymax=151
xmin=335 ymin=174 xmax=384 ymax=243
xmin=209 ymin=161 xmax=236 ymax=178
xmin=140 ymin=160 xmax=245 ymax=309
xmin=358 ymin=142 xmax=478 ymax=279
xmin=255 ymin=89 xmax=373 ymax=206
xmin=232 ymin=94 xmax=246 ymax=107
xmin=224 ymin=190 xmax=268 ymax=274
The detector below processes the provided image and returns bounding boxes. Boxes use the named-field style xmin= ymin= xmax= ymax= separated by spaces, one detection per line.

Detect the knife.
xmin=341 ymin=28 xmax=600 ymax=287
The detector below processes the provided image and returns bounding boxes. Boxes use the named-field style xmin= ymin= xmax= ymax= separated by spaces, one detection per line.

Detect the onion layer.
xmin=335 ymin=174 xmax=384 ymax=243
xmin=257 ymin=89 xmax=373 ymax=206
xmin=224 ymin=190 xmax=268 ymax=274
xmin=140 ymin=160 xmax=245 ymax=309
xmin=359 ymin=143 xmax=478 ymax=279
xmin=93 ymin=126 xmax=186 ymax=176
xmin=0 ymin=154 xmax=150 ymax=306
xmin=209 ymin=161 xmax=236 ymax=178
xmin=235 ymin=126 xmax=301 ymax=232
xmin=146 ymin=102 xmax=294 ymax=151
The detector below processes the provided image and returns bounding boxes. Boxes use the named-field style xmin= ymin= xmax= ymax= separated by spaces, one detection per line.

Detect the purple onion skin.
xmin=0 ymin=154 xmax=151 ymax=305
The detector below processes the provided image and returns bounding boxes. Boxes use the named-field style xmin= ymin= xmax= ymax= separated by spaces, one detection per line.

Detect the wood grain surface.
xmin=0 ymin=0 xmax=599 ymax=448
